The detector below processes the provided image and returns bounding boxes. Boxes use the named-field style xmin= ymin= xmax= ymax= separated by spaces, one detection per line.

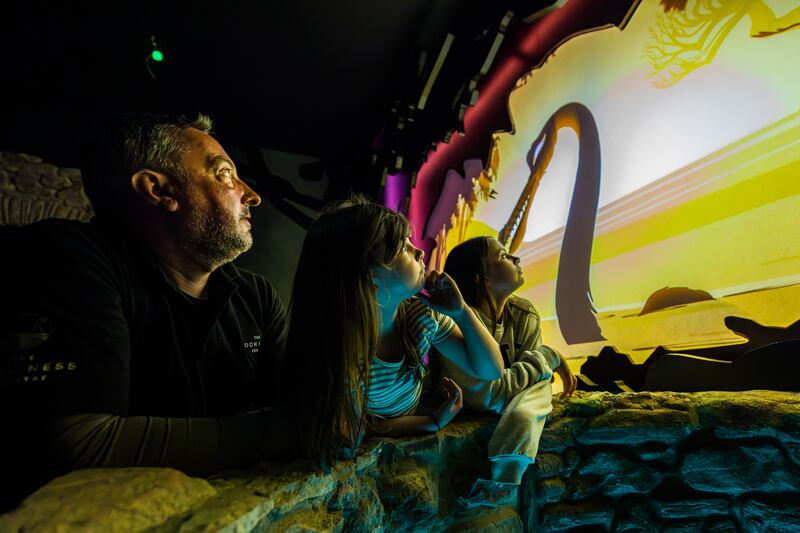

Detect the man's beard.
xmin=181 ymin=199 xmax=252 ymax=270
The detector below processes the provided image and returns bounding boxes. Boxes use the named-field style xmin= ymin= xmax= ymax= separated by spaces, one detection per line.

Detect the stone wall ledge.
xmin=2 ymin=390 xmax=799 ymax=532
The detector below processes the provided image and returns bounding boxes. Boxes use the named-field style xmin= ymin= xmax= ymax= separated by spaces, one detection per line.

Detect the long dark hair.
xmin=280 ymin=194 xmax=419 ymax=470
xmin=443 ymin=236 xmax=502 ymax=333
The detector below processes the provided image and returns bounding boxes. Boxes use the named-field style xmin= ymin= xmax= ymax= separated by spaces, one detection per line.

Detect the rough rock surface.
xmin=533 ymin=390 xmax=800 ymax=532
xmin=0 ymin=468 xmax=216 ymax=531
xmin=3 ymin=390 xmax=799 ymax=531
xmin=0 ymin=152 xmax=92 ymax=225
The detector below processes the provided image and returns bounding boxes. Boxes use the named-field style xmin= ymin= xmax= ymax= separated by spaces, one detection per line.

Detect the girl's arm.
xmin=476 ymin=355 xmax=554 ymax=413
xmin=365 ymin=415 xmax=438 ymax=437
xmin=365 ymin=377 xmax=463 ymax=438
xmin=419 ymin=271 xmax=503 ymax=381
xmin=511 ymin=299 xmax=577 ymax=396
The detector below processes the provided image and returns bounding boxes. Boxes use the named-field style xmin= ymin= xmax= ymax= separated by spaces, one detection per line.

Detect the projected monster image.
xmin=423 ymin=0 xmax=800 ymax=380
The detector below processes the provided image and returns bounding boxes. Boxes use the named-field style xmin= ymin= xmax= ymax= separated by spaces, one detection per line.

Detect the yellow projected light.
xmin=450 ymin=0 xmax=800 ymax=367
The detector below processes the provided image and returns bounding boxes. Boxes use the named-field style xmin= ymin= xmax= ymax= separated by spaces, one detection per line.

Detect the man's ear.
xmin=130 ymin=170 xmax=178 ymax=212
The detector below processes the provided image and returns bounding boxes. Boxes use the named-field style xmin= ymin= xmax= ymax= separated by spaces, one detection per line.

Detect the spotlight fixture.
xmin=145 ymin=35 xmax=164 ymax=79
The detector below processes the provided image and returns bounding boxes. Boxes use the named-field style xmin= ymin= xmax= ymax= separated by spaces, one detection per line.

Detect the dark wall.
xmin=231 ymin=147 xmax=329 ymax=304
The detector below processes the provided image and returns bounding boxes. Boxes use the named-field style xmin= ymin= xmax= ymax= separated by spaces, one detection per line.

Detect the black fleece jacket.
xmin=0 ymin=218 xmax=290 ymax=509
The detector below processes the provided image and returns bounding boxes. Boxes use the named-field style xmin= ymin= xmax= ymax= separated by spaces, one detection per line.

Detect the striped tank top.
xmin=367 ymin=297 xmax=455 ymax=418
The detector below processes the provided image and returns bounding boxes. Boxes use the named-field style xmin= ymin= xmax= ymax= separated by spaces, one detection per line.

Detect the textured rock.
xmin=0 ymin=468 xmax=217 ymax=532
xmin=561 ymin=447 xmax=581 ymax=477
xmin=577 ymin=407 xmax=692 ymax=446
xmin=704 ymin=518 xmax=740 ymax=532
xmin=572 ymin=451 xmax=663 ymax=497
xmin=662 ymin=521 xmax=707 ymax=532
xmin=614 ymin=499 xmax=661 ymax=532
xmin=0 ymin=151 xmax=93 ymax=225
xmin=536 ymin=478 xmax=566 ymax=505
xmin=681 ymin=445 xmax=800 ymax=494
xmin=532 ymin=453 xmax=562 ymax=478
xmin=636 ymin=441 xmax=677 ymax=465
xmin=448 ymin=505 xmax=523 ymax=532
xmin=377 ymin=455 xmax=437 ymax=520
xmin=4 ymin=391 xmax=800 ymax=531
xmin=651 ymin=498 xmax=730 ymax=520
xmin=532 ymin=391 xmax=800 ymax=532
xmin=537 ymin=416 xmax=582 ymax=452
xmin=541 ymin=499 xmax=615 ymax=530
xmin=694 ymin=390 xmax=800 ymax=435
xmin=739 ymin=499 xmax=800 ymax=531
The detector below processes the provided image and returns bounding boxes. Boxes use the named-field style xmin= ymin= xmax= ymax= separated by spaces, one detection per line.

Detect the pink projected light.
xmin=408 ymin=0 xmax=635 ymax=255
xmin=383 ymin=171 xmax=411 ymax=213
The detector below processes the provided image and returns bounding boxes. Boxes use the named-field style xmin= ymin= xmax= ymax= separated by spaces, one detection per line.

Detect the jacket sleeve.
xmin=44 ymin=409 xmax=291 ymax=475
xmin=1 ymin=221 xmax=133 ymax=416
xmin=473 ymin=350 xmax=556 ymax=414
xmin=466 ymin=299 xmax=561 ymax=413
xmin=512 ymin=299 xmax=562 ymax=373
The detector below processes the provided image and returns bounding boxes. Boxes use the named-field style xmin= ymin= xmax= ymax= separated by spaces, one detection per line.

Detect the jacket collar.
xmin=89 ymin=216 xmax=241 ymax=297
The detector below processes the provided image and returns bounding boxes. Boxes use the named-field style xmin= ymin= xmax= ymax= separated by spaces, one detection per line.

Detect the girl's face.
xmin=485 ymin=238 xmax=523 ymax=296
xmin=371 ymin=236 xmax=426 ymax=301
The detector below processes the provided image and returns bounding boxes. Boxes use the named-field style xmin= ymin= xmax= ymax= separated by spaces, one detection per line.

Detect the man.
xmin=0 ymin=114 xmax=289 ymax=509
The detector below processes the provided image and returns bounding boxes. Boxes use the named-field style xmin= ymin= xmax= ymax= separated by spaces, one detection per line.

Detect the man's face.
xmin=174 ymin=128 xmax=261 ymax=268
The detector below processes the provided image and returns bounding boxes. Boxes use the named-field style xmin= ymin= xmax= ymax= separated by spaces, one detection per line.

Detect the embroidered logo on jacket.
xmin=244 ymin=334 xmax=261 ymax=354
xmin=0 ymin=315 xmax=52 ymax=350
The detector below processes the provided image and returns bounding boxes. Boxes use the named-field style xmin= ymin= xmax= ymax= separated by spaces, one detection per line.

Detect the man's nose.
xmin=241 ymin=180 xmax=261 ymax=206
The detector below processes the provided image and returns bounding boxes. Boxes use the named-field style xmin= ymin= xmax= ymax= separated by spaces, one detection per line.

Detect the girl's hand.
xmin=432 ymin=377 xmax=463 ymax=429
xmin=418 ymin=270 xmax=468 ymax=318
xmin=554 ymin=352 xmax=577 ymax=396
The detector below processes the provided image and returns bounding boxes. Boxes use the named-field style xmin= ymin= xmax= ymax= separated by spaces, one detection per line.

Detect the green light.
xmin=151 ymin=50 xmax=164 ymax=62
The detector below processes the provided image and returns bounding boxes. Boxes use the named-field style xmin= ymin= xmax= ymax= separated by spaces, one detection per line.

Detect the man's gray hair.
xmin=79 ymin=113 xmax=213 ymax=219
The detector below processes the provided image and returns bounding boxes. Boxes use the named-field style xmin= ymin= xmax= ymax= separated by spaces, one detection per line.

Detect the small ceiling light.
xmin=145 ymin=35 xmax=164 ymax=78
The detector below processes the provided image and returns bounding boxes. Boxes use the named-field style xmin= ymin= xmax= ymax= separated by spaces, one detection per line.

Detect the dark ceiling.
xmin=3 ymin=1 xmax=555 ymax=196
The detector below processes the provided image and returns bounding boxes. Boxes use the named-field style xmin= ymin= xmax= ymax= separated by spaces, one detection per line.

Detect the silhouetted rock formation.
xmin=643 ymin=340 xmax=800 ymax=392
xmin=579 ymin=346 xmax=660 ymax=391
xmin=639 ymin=287 xmax=714 ymax=316
xmin=680 ymin=316 xmax=800 ymax=361
xmin=578 ymin=315 xmax=800 ymax=392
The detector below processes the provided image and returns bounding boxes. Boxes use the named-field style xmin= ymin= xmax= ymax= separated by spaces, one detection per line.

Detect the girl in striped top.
xmin=281 ymin=195 xmax=504 ymax=470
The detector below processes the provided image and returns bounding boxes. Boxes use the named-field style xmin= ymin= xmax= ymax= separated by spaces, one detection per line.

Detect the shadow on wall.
xmin=229 ymin=147 xmax=329 ymax=304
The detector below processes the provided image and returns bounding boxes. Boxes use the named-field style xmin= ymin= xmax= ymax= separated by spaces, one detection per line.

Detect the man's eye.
xmin=219 ymin=168 xmax=233 ymax=179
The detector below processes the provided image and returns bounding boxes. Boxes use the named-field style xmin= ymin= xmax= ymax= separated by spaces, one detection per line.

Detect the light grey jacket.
xmin=440 ymin=295 xmax=561 ymax=414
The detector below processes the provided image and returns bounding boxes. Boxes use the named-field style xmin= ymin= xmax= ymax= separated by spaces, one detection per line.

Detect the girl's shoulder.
xmin=404 ymin=295 xmax=432 ymax=319
xmin=505 ymin=295 xmax=541 ymax=342
xmin=506 ymin=294 xmax=540 ymax=317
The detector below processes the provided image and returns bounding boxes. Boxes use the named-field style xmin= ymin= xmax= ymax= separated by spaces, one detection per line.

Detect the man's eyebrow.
xmin=207 ymin=154 xmax=236 ymax=169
